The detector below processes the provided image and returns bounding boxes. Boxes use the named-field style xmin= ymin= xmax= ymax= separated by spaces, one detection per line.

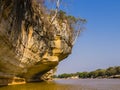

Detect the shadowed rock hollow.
xmin=0 ymin=0 xmax=75 ymax=85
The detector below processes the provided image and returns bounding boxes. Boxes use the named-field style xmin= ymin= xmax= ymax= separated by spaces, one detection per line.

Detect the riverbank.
xmin=55 ymin=66 xmax=120 ymax=79
xmin=53 ymin=75 xmax=120 ymax=80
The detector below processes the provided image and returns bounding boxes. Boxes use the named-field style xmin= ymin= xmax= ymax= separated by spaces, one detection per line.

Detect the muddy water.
xmin=0 ymin=79 xmax=120 ymax=90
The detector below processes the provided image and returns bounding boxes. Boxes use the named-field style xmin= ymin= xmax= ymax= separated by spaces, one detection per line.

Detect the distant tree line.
xmin=54 ymin=66 xmax=120 ymax=79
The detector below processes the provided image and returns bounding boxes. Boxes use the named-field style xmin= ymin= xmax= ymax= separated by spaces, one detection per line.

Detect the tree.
xmin=57 ymin=10 xmax=66 ymax=20
xmin=58 ymin=73 xmax=72 ymax=78
xmin=50 ymin=0 xmax=61 ymax=23
xmin=72 ymin=17 xmax=87 ymax=45
xmin=106 ymin=67 xmax=116 ymax=76
xmin=114 ymin=66 xmax=120 ymax=75
xmin=78 ymin=72 xmax=88 ymax=78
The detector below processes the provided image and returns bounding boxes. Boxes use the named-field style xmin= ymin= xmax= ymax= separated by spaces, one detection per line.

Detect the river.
xmin=0 ymin=79 xmax=120 ymax=90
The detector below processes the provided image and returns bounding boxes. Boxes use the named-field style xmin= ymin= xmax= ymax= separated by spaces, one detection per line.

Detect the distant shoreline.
xmin=54 ymin=77 xmax=120 ymax=80
xmin=54 ymin=66 xmax=120 ymax=79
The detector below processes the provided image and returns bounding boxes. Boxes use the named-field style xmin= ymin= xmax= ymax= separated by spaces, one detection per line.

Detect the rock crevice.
xmin=0 ymin=0 xmax=74 ymax=85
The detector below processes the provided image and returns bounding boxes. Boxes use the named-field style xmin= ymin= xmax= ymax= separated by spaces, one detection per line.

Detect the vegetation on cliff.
xmin=0 ymin=0 xmax=86 ymax=83
xmin=0 ymin=0 xmax=86 ymax=45
xmin=55 ymin=66 xmax=120 ymax=79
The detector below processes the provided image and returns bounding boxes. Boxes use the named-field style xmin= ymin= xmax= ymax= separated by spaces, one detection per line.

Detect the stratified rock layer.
xmin=0 ymin=0 xmax=73 ymax=85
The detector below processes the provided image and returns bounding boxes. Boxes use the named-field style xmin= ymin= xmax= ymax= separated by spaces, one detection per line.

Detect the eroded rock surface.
xmin=0 ymin=0 xmax=74 ymax=85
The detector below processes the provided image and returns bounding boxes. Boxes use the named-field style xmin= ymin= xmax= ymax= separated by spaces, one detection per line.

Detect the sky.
xmin=56 ymin=0 xmax=120 ymax=75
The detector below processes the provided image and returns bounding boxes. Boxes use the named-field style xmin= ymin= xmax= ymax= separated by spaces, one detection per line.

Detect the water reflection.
xmin=0 ymin=81 xmax=83 ymax=90
xmin=0 ymin=79 xmax=120 ymax=90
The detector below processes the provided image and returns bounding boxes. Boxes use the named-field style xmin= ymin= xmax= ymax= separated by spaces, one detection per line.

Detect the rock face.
xmin=0 ymin=0 xmax=74 ymax=85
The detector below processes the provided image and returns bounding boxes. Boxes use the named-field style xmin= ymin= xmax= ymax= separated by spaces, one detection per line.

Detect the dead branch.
xmin=50 ymin=0 xmax=60 ymax=24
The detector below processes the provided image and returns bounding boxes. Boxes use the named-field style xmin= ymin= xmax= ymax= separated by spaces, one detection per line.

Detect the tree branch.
xmin=50 ymin=0 xmax=60 ymax=24
xmin=72 ymin=26 xmax=81 ymax=45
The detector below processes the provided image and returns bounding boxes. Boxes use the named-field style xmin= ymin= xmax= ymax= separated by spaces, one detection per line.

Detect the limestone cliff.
xmin=0 ymin=0 xmax=74 ymax=85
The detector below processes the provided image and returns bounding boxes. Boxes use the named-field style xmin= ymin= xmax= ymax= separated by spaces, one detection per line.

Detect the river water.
xmin=0 ymin=79 xmax=120 ymax=90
